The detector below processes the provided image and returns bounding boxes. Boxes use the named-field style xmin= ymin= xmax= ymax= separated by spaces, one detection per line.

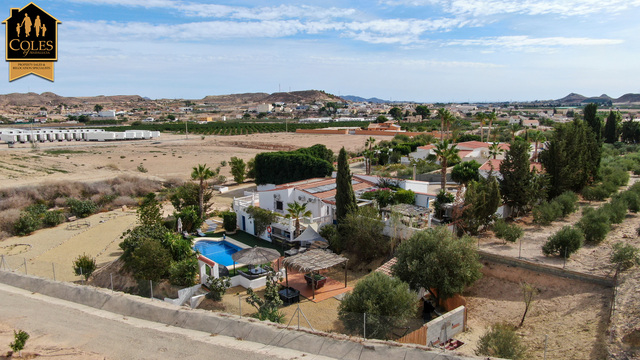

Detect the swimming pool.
xmin=194 ymin=240 xmax=243 ymax=267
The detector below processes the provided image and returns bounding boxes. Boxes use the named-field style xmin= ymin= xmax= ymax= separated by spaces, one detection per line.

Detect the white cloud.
xmin=446 ymin=35 xmax=624 ymax=52
xmin=381 ymin=0 xmax=640 ymax=17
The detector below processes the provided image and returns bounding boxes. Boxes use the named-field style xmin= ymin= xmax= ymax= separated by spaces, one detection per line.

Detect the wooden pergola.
xmin=282 ymin=249 xmax=349 ymax=299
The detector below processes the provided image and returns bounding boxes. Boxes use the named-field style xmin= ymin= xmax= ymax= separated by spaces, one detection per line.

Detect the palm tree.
xmin=286 ymin=201 xmax=313 ymax=238
xmin=529 ymin=130 xmax=546 ymax=162
xmin=488 ymin=142 xmax=504 ymax=159
xmin=365 ymin=136 xmax=376 ymax=175
xmin=508 ymin=123 xmax=521 ymax=142
xmin=475 ymin=112 xmax=486 ymax=142
xmin=433 ymin=140 xmax=460 ymax=191
xmin=437 ymin=108 xmax=452 ymax=141
xmin=486 ymin=110 xmax=497 ymax=142
xmin=191 ymin=164 xmax=214 ymax=218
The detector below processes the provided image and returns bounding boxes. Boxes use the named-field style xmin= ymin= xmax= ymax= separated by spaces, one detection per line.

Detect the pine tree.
xmin=335 ymin=147 xmax=357 ymax=223
xmin=499 ymin=139 xmax=533 ymax=216
xmin=604 ymin=110 xmax=619 ymax=144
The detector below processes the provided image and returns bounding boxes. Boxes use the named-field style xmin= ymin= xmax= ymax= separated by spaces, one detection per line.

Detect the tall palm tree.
xmin=365 ymin=136 xmax=376 ymax=175
xmin=529 ymin=130 xmax=546 ymax=162
xmin=488 ymin=142 xmax=504 ymax=160
xmin=191 ymin=164 xmax=214 ymax=218
xmin=486 ymin=110 xmax=497 ymax=142
xmin=437 ymin=108 xmax=452 ymax=141
xmin=433 ymin=140 xmax=460 ymax=191
xmin=475 ymin=112 xmax=486 ymax=142
xmin=286 ymin=201 xmax=313 ymax=238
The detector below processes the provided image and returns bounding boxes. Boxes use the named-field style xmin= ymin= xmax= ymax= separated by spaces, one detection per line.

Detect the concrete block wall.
xmin=0 ymin=270 xmax=481 ymax=360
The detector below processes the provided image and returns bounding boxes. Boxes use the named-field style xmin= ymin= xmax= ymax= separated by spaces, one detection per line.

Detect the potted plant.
xmin=304 ymin=272 xmax=326 ymax=289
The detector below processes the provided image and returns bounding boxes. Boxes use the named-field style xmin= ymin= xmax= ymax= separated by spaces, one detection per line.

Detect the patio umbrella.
xmin=231 ymin=246 xmax=280 ymax=266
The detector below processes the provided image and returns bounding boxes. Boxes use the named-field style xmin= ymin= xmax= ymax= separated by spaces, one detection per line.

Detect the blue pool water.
xmin=194 ymin=240 xmax=243 ymax=267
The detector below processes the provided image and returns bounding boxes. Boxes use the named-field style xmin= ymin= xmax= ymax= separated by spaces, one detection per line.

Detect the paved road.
xmin=0 ymin=283 xmax=336 ymax=360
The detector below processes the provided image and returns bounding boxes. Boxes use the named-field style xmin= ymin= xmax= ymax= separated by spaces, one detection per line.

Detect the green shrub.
xmin=555 ymin=191 xmax=578 ymax=217
xmin=577 ymin=208 xmax=610 ymax=244
xmin=532 ymin=201 xmax=562 ymax=225
xmin=611 ymin=242 xmax=640 ymax=271
xmin=169 ymin=257 xmax=198 ymax=286
xmin=129 ymin=238 xmax=172 ymax=282
xmin=24 ymin=203 xmax=47 ymax=215
xmin=476 ymin=324 xmax=527 ymax=360
xmin=205 ymin=276 xmax=231 ymax=301
xmin=493 ymin=219 xmax=523 ymax=244
xmin=42 ymin=210 xmax=65 ymax=227
xmin=9 ymin=330 xmax=29 ymax=356
xmin=542 ymin=226 xmax=584 ymax=258
xmin=73 ymin=253 xmax=97 ymax=280
xmin=601 ymin=199 xmax=627 ymax=224
xmin=618 ymin=191 xmax=640 ymax=213
xmin=221 ymin=211 xmax=237 ymax=232
xmin=319 ymin=224 xmax=342 ymax=253
xmin=582 ymin=185 xmax=611 ymax=201
xmin=393 ymin=189 xmax=416 ymax=205
xmin=13 ymin=212 xmax=42 ymax=236
xmin=338 ymin=272 xmax=417 ymax=340
xmin=66 ymin=198 xmax=97 ymax=218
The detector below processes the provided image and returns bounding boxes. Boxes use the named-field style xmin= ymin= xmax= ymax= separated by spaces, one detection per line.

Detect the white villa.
xmin=232 ymin=174 xmax=439 ymax=245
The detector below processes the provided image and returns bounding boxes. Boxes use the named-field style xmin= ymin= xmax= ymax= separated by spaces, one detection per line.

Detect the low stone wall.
xmin=0 ymin=270 xmax=479 ymax=360
xmin=478 ymin=251 xmax=614 ymax=287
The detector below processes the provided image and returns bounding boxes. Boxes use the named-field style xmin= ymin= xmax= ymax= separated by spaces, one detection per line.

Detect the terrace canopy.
xmin=292 ymin=226 xmax=329 ymax=249
xmin=282 ymin=249 xmax=348 ymax=299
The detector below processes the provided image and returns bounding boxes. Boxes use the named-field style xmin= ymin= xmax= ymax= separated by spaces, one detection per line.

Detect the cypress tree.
xmin=335 ymin=147 xmax=357 ymax=223
xmin=540 ymin=119 xmax=600 ymax=197
xmin=604 ymin=110 xmax=619 ymax=144
xmin=499 ymin=139 xmax=534 ymax=216
xmin=583 ymin=103 xmax=601 ymax=141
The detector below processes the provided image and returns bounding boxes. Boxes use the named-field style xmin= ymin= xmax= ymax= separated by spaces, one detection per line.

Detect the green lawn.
xmin=204 ymin=230 xmax=286 ymax=256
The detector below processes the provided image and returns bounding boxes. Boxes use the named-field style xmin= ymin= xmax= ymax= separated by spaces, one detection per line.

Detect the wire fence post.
xmin=0 ymin=255 xmax=6 ymax=270
xmin=23 ymin=258 xmax=27 ymax=275
xmin=150 ymin=280 xmax=153 ymax=300
xmin=563 ymin=248 xmax=567 ymax=269
xmin=110 ymin=273 xmax=114 ymax=292
xmin=544 ymin=334 xmax=548 ymax=360
xmin=518 ymin=237 xmax=522 ymax=259
xmin=297 ymin=304 xmax=301 ymax=330
xmin=363 ymin=313 xmax=366 ymax=340
xmin=238 ymin=294 xmax=242 ymax=318
xmin=80 ymin=267 xmax=84 ymax=285
xmin=52 ymin=263 xmax=56 ymax=281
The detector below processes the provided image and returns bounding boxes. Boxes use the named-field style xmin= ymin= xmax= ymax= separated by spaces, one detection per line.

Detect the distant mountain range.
xmin=2 ymin=90 xmax=640 ymax=108
xmin=340 ymin=95 xmax=396 ymax=104
xmin=552 ymin=93 xmax=640 ymax=105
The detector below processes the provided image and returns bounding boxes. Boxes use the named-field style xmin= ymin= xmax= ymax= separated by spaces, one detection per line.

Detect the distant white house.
xmin=98 ymin=110 xmax=116 ymax=118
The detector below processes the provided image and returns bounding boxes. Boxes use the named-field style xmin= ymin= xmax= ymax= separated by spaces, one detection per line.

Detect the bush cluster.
xmin=493 ymin=219 xmax=524 ymax=244
xmin=532 ymin=191 xmax=578 ymax=225
xmin=542 ymin=226 xmax=584 ymax=258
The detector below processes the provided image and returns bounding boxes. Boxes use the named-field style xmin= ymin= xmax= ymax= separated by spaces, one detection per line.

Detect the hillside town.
xmin=1 ymin=90 xmax=640 ymax=360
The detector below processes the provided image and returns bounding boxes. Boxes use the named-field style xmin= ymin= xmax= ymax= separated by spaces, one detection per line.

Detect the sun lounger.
xmin=196 ymin=229 xmax=206 ymax=237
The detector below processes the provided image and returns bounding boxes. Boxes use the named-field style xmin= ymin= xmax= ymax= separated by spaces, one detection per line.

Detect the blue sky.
xmin=2 ymin=0 xmax=640 ymax=102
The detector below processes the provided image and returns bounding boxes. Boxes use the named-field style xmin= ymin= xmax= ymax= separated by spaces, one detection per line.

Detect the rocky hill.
xmin=555 ymin=93 xmax=640 ymax=105
xmin=0 ymin=92 xmax=147 ymax=107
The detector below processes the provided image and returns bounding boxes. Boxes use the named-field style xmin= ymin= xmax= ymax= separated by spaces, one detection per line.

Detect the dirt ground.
xmin=0 ymin=133 xmax=385 ymax=190
xmin=0 ymin=323 xmax=104 ymax=360
xmin=457 ymin=263 xmax=611 ymax=359
xmin=479 ymin=175 xmax=640 ymax=278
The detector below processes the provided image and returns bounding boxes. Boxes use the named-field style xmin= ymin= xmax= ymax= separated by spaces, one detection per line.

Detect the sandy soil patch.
xmin=0 ymin=323 xmax=103 ymax=360
xmin=457 ymin=263 xmax=611 ymax=360
xmin=0 ymin=133 xmax=384 ymax=190
xmin=1 ymin=209 xmax=137 ymax=281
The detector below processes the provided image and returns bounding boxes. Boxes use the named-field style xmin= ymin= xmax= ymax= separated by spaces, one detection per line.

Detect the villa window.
xmin=276 ymin=201 xmax=283 ymax=211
